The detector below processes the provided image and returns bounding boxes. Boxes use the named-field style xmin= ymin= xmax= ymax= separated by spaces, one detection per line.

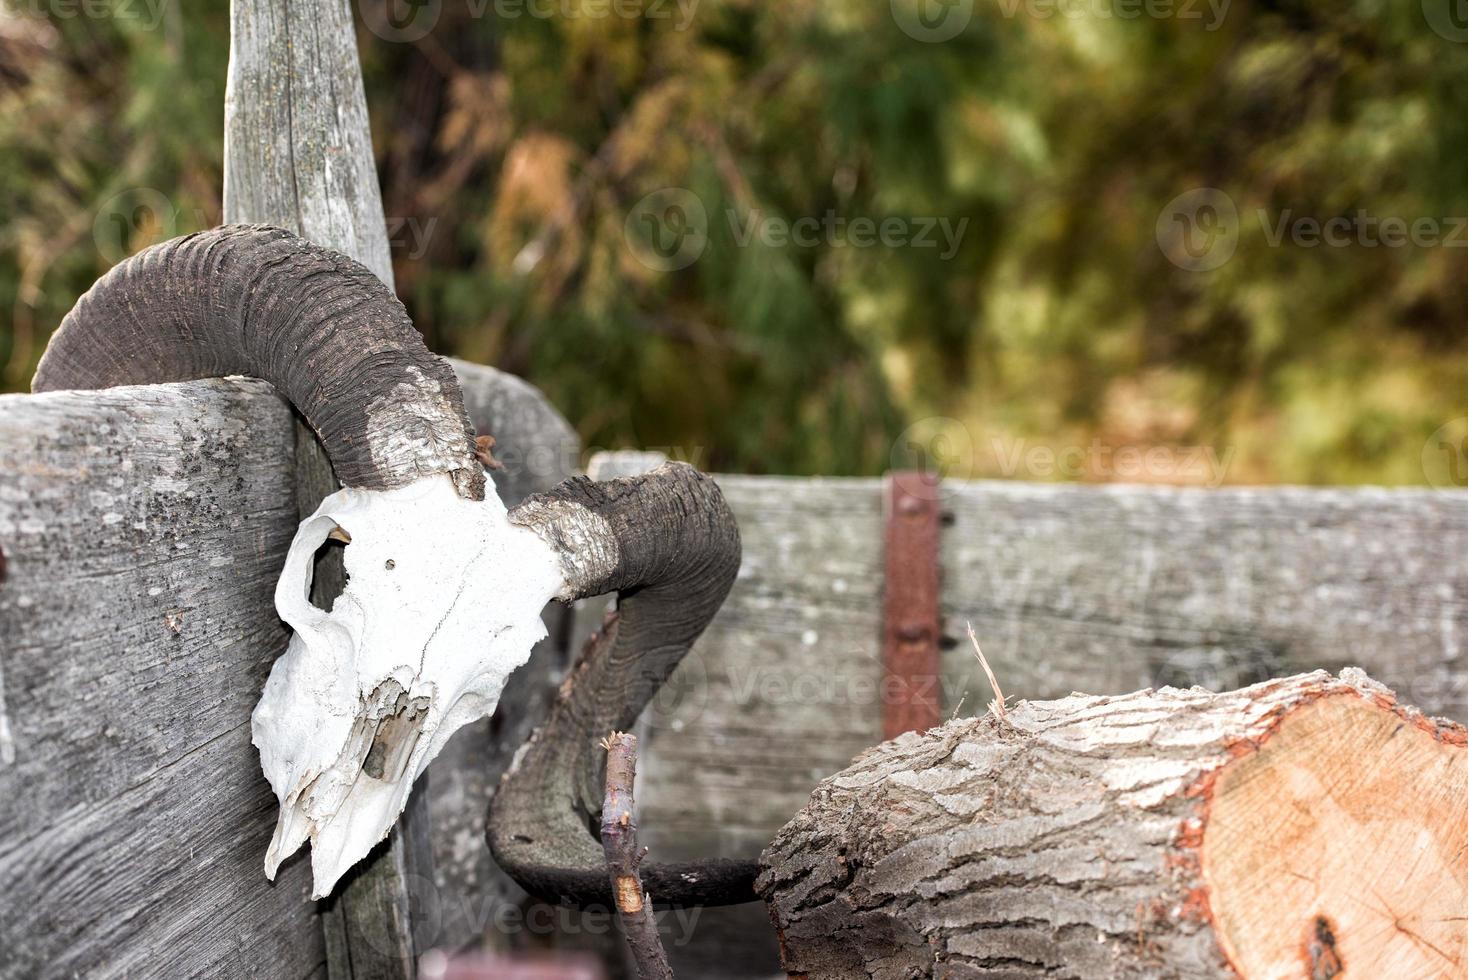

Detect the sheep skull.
xmin=252 ymin=473 xmax=564 ymax=898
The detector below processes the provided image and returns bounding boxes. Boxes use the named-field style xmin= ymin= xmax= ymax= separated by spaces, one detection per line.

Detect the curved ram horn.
xmin=490 ymin=463 xmax=759 ymax=907
xmin=33 ymin=223 xmax=484 ymax=499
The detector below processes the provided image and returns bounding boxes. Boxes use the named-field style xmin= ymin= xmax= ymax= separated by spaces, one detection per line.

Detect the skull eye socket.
xmin=308 ymin=522 xmax=352 ymax=613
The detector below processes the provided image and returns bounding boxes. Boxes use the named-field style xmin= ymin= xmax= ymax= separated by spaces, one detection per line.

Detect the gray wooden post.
xmin=223 ymin=1 xmax=429 ymax=976
xmin=224 ymin=0 xmax=395 ymax=286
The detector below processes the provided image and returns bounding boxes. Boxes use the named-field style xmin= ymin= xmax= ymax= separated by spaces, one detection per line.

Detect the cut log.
xmin=757 ymin=669 xmax=1468 ymax=979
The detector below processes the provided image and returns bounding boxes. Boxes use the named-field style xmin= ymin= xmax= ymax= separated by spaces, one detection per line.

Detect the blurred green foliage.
xmin=2 ymin=0 xmax=1467 ymax=484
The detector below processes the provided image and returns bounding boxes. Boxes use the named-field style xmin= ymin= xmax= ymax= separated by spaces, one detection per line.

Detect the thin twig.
xmin=965 ymin=622 xmax=1008 ymax=723
xmin=600 ymin=732 xmax=674 ymax=980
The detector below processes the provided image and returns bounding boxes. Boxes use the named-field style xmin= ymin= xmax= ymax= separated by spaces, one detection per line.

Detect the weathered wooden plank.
xmin=940 ymin=482 xmax=1468 ymax=720
xmin=454 ymin=359 xmax=581 ymax=500
xmin=637 ymin=477 xmax=885 ymax=864
xmin=9 ymin=385 xmax=1460 ymax=980
xmin=642 ymin=478 xmax=1468 ymax=864
xmin=223 ymin=0 xmax=589 ymax=963
xmin=220 ymin=14 xmax=587 ymax=955
xmin=224 ymin=0 xmax=394 ymax=286
xmin=0 ymin=379 xmax=323 ymax=980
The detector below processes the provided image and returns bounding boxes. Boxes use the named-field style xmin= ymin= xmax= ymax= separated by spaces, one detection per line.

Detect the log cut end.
xmin=1202 ymin=688 xmax=1468 ymax=979
xmin=757 ymin=669 xmax=1468 ymax=979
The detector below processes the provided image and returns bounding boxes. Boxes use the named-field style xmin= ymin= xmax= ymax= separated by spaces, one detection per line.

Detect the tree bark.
xmin=757 ymin=669 xmax=1468 ymax=979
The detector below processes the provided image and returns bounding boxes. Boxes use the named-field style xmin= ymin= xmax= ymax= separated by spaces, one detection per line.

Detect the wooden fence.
xmin=4 ymin=370 xmax=1465 ymax=978
xmin=3 ymin=3 xmax=1465 ymax=974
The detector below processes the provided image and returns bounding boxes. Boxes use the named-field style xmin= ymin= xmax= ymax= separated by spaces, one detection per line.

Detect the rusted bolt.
xmin=897 ymin=622 xmax=929 ymax=643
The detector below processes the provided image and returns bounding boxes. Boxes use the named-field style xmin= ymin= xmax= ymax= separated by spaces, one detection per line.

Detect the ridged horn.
xmin=32 ymin=224 xmax=484 ymax=499
xmin=488 ymin=462 xmax=759 ymax=907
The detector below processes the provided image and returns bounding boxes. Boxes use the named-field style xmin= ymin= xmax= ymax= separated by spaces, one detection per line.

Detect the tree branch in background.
xmin=600 ymin=732 xmax=673 ymax=980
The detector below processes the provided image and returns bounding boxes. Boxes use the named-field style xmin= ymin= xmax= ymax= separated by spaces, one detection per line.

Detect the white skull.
xmin=252 ymin=473 xmax=565 ymax=898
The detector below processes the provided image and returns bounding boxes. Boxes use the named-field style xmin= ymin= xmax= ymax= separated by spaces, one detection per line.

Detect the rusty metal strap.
xmin=882 ymin=471 xmax=943 ymax=739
